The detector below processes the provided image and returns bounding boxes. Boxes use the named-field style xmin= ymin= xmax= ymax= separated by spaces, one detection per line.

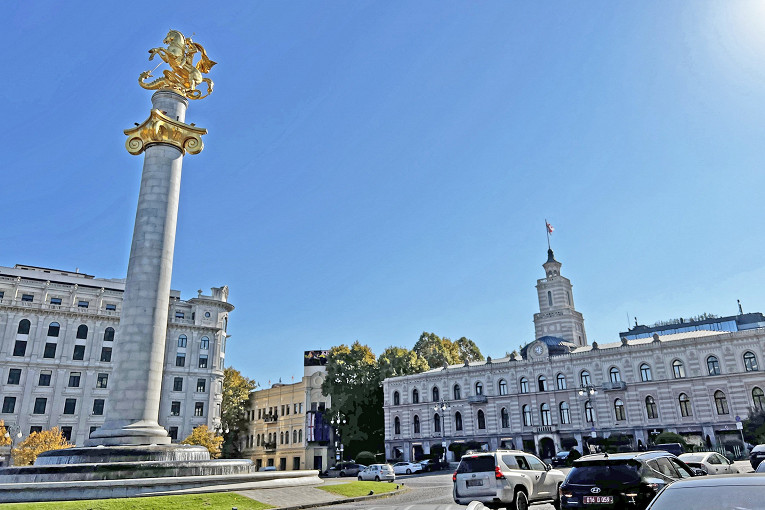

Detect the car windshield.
xmin=456 ymin=456 xmax=495 ymax=473
xmin=649 ymin=485 xmax=765 ymax=510
xmin=567 ymin=460 xmax=641 ymax=484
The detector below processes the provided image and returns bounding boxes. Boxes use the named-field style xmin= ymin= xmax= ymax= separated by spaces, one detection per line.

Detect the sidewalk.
xmin=237 ymin=479 xmax=407 ymax=510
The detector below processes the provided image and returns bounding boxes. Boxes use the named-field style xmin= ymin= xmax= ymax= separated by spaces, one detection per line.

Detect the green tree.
xmin=378 ymin=346 xmax=429 ymax=379
xmin=322 ymin=342 xmax=383 ymax=458
xmin=455 ymin=337 xmax=484 ymax=362
xmin=742 ymin=408 xmax=765 ymax=444
xmin=413 ymin=332 xmax=460 ymax=367
xmin=181 ymin=425 xmax=224 ymax=458
xmin=221 ymin=366 xmax=257 ymax=458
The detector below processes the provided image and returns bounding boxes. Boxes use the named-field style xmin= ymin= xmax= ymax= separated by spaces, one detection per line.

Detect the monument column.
xmin=87 ymin=31 xmax=214 ymax=446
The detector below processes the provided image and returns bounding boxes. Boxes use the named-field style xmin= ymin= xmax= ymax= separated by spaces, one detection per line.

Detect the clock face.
xmin=533 ymin=345 xmax=543 ymax=355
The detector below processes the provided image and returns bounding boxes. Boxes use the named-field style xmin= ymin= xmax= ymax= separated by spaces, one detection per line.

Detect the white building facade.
xmin=0 ymin=264 xmax=232 ymax=448
xmin=383 ymin=250 xmax=765 ymax=462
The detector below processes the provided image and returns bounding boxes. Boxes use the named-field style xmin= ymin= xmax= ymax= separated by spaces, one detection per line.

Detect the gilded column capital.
xmin=124 ymin=109 xmax=207 ymax=156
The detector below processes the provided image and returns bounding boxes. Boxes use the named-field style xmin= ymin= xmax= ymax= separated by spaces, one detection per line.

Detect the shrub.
xmin=355 ymin=450 xmax=376 ymax=465
xmin=180 ymin=425 xmax=223 ymax=458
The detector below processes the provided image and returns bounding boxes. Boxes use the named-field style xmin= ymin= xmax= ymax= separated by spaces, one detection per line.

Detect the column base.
xmin=85 ymin=420 xmax=171 ymax=447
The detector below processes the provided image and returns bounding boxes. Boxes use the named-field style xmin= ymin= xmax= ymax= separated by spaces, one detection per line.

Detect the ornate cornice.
xmin=124 ymin=109 xmax=207 ymax=155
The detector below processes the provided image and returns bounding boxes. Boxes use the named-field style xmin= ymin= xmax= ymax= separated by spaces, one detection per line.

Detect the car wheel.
xmin=375 ymin=475 xmax=380 ymax=482
xmin=406 ymin=469 xmax=411 ymax=474
xmin=553 ymin=483 xmax=562 ymax=510
xmin=358 ymin=476 xmax=363 ymax=481
xmin=513 ymin=489 xmax=529 ymax=510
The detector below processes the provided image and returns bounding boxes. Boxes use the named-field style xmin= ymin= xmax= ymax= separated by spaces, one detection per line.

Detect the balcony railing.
xmin=467 ymin=395 xmax=488 ymax=404
xmin=536 ymin=425 xmax=555 ymax=433
xmin=263 ymin=441 xmax=276 ymax=450
xmin=263 ymin=414 xmax=278 ymax=423
xmin=602 ymin=381 xmax=627 ymax=391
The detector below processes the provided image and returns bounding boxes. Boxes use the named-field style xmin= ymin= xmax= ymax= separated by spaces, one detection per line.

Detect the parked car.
xmin=258 ymin=466 xmax=276 ymax=472
xmin=392 ymin=461 xmax=423 ymax=475
xmin=647 ymin=443 xmax=685 ymax=456
xmin=358 ymin=463 xmax=396 ymax=482
xmin=551 ymin=451 xmax=570 ymax=467
xmin=327 ymin=462 xmax=366 ymax=477
xmin=419 ymin=458 xmax=448 ymax=472
xmin=749 ymin=444 xmax=765 ymax=470
xmin=644 ymin=473 xmax=765 ymax=510
xmin=755 ymin=460 xmax=765 ymax=473
xmin=678 ymin=452 xmax=738 ymax=475
xmin=559 ymin=451 xmax=698 ymax=510
xmin=452 ymin=449 xmax=565 ymax=509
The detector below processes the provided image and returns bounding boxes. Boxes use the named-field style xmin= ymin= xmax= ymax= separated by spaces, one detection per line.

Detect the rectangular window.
xmin=105 ymin=303 xmax=116 ymax=311
xmin=72 ymin=344 xmax=85 ymax=360
xmin=100 ymin=347 xmax=112 ymax=362
xmin=49 ymin=297 xmax=62 ymax=305
xmin=29 ymin=426 xmax=42 ymax=434
xmin=89 ymin=426 xmax=97 ymax=438
xmin=175 ymin=311 xmax=185 ymax=319
xmin=2 ymin=396 xmax=16 ymax=413
xmin=294 ymin=403 xmax=298 ymax=414
xmin=63 ymin=398 xmax=76 ymax=414
xmin=169 ymin=426 xmax=178 ymax=440
xmin=38 ymin=371 xmax=51 ymax=386
xmin=194 ymin=402 xmax=204 ymax=417
xmin=68 ymin=372 xmax=81 ymax=388
xmin=33 ymin=397 xmax=47 ymax=414
xmin=171 ymin=401 xmax=181 ymax=416
xmin=201 ymin=337 xmax=209 ymax=350
xmin=196 ymin=378 xmax=206 ymax=392
xmin=198 ymin=354 xmax=208 ymax=368
xmin=77 ymin=300 xmax=89 ymax=308
xmin=299 ymin=403 xmax=303 ymax=413
xmin=0 ymin=291 xmax=4 ymax=300
xmin=43 ymin=342 xmax=57 ymax=358
xmin=13 ymin=341 xmax=27 ymax=357
xmin=60 ymin=426 xmax=72 ymax=441
xmin=21 ymin=294 xmax=33 ymax=302
xmin=7 ymin=369 xmax=21 ymax=385
xmin=175 ymin=354 xmax=185 ymax=367
xmin=96 ymin=373 xmax=108 ymax=389
xmin=92 ymin=399 xmax=105 ymax=416
xmin=173 ymin=377 xmax=183 ymax=391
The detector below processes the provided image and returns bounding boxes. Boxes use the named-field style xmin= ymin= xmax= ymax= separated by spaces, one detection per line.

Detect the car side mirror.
xmin=691 ymin=468 xmax=706 ymax=476
xmin=545 ymin=463 xmax=551 ymax=471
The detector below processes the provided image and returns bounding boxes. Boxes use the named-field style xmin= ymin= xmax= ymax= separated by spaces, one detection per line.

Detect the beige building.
xmin=0 ymin=264 xmax=231 ymax=452
xmin=243 ymin=351 xmax=334 ymax=472
xmin=383 ymin=249 xmax=765 ymax=462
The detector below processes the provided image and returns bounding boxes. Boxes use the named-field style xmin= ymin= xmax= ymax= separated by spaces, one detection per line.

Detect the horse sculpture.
xmin=139 ymin=30 xmax=216 ymax=100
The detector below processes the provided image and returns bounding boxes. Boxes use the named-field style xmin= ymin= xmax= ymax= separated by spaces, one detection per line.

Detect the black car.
xmin=418 ymin=458 xmax=448 ymax=472
xmin=551 ymin=451 xmax=571 ymax=467
xmin=749 ymin=444 xmax=765 ymax=470
xmin=560 ymin=451 xmax=698 ymax=509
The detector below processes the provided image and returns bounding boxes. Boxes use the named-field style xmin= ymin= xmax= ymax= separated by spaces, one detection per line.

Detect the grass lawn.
xmin=0 ymin=492 xmax=273 ymax=510
xmin=318 ymin=480 xmax=402 ymax=497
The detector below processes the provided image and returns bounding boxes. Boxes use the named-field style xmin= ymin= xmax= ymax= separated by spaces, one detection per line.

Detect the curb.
xmin=276 ymin=485 xmax=411 ymax=510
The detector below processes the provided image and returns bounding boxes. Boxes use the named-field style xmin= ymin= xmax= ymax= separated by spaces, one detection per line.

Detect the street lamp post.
xmin=3 ymin=423 xmax=22 ymax=467
xmin=578 ymin=385 xmax=599 ymax=452
xmin=330 ymin=411 xmax=346 ymax=463
xmin=433 ymin=399 xmax=451 ymax=463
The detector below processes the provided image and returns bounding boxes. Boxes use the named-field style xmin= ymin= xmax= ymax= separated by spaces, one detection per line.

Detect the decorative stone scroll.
xmin=124 ymin=109 xmax=207 ymax=155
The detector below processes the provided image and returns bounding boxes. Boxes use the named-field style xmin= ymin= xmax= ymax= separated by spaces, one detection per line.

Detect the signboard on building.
xmin=304 ymin=350 xmax=329 ymax=366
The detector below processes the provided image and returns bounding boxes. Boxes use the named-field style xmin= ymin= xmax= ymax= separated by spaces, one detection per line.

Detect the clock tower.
xmin=533 ymin=249 xmax=587 ymax=347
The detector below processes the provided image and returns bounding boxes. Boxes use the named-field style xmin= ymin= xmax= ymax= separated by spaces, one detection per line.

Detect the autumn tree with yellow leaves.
xmin=0 ymin=420 xmax=12 ymax=447
xmin=12 ymin=427 xmax=72 ymax=466
xmin=180 ymin=425 xmax=224 ymax=459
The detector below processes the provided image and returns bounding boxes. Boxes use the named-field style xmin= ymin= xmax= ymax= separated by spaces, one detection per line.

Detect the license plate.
xmin=466 ymin=479 xmax=483 ymax=487
xmin=583 ymin=495 xmax=613 ymax=504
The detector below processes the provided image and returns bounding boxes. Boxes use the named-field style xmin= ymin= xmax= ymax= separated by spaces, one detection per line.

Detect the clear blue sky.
xmin=4 ymin=2 xmax=765 ymax=387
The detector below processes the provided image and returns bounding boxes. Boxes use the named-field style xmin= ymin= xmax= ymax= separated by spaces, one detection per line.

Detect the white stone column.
xmin=87 ymin=91 xmax=188 ymax=446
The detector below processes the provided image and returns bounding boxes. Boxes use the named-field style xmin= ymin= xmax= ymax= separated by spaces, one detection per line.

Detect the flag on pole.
xmin=546 ymin=221 xmax=554 ymax=234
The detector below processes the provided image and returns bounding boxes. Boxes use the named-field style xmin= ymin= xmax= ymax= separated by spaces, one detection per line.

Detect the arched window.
xmin=753 ymin=387 xmax=765 ymax=411
xmin=559 ymin=402 xmax=570 ymax=424
xmin=284 ymin=431 xmax=289 ymax=444
xmin=298 ymin=429 xmax=302 ymax=443
xmin=477 ymin=410 xmax=486 ymax=429
xmin=455 ymin=411 xmax=463 ymax=431
xmin=645 ymin=396 xmax=658 ymax=419
xmin=547 ymin=291 xmax=553 ymax=307
xmin=679 ymin=393 xmax=692 ymax=417
xmin=17 ymin=319 xmax=31 ymax=335
xmin=76 ymin=324 xmax=88 ymax=340
xmin=47 ymin=322 xmax=61 ymax=337
xmin=707 ymin=355 xmax=721 ymax=375
xmin=293 ymin=430 xmax=297 ymax=443
xmin=580 ymin=370 xmax=591 ymax=387
xmin=432 ymin=386 xmax=439 ymax=402
xmin=744 ymin=351 xmax=759 ymax=372
xmin=556 ymin=373 xmax=567 ymax=390
xmin=501 ymin=408 xmax=509 ymax=428
xmin=257 ymin=435 xmax=261 ymax=447
xmin=538 ymin=375 xmax=548 ymax=392
xmin=280 ymin=432 xmax=284 ymax=444
xmin=412 ymin=389 xmax=419 ymax=403
xmin=614 ymin=399 xmax=626 ymax=421
xmin=714 ymin=390 xmax=729 ymax=415
xmin=566 ymin=291 xmax=571 ymax=305
xmin=453 ymin=384 xmax=461 ymax=400
xmin=393 ymin=391 xmax=400 ymax=406
xmin=522 ymin=405 xmax=532 ymax=426
xmin=584 ymin=400 xmax=594 ymax=423
xmin=672 ymin=359 xmax=685 ymax=379
xmin=103 ymin=327 xmax=115 ymax=342
xmin=434 ymin=413 xmax=441 ymax=433
xmin=200 ymin=336 xmax=210 ymax=350
xmin=394 ymin=416 xmax=401 ymax=435
xmin=475 ymin=382 xmax=483 ymax=395
xmin=178 ymin=335 xmax=187 ymax=348
xmin=520 ymin=377 xmax=529 ymax=394
xmin=413 ymin=415 xmax=420 ymax=434
xmin=498 ymin=379 xmax=508 ymax=396
xmin=639 ymin=363 xmax=652 ymax=382
xmin=609 ymin=367 xmax=621 ymax=383
xmin=540 ymin=403 xmax=551 ymax=426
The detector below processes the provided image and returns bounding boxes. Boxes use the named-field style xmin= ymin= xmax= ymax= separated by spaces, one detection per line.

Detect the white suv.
xmin=452 ymin=450 xmax=565 ymax=510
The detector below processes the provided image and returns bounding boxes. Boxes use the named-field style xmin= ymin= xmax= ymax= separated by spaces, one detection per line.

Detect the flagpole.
xmin=545 ymin=218 xmax=550 ymax=250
